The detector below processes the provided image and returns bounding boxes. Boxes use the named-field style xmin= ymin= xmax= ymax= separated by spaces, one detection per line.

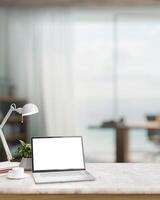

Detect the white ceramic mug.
xmin=9 ymin=167 xmax=24 ymax=178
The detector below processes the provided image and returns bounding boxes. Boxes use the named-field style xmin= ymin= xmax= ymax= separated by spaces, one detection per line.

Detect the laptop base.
xmin=33 ymin=170 xmax=95 ymax=183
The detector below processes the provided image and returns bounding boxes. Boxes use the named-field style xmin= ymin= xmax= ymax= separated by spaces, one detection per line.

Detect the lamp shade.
xmin=22 ymin=103 xmax=39 ymax=116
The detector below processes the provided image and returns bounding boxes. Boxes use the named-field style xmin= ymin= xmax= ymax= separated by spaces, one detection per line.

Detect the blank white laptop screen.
xmin=32 ymin=137 xmax=85 ymax=171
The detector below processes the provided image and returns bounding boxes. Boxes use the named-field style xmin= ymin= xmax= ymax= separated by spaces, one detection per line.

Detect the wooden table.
xmin=115 ymin=122 xmax=160 ymax=162
xmin=116 ymin=122 xmax=160 ymax=162
xmin=91 ymin=121 xmax=160 ymax=162
xmin=1 ymin=163 xmax=160 ymax=200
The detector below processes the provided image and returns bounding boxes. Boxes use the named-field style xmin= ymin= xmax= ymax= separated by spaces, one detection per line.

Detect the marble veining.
xmin=0 ymin=163 xmax=160 ymax=194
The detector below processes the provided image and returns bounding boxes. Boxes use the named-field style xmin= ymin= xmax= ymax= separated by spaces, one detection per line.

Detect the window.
xmin=73 ymin=10 xmax=160 ymax=162
xmin=73 ymin=15 xmax=115 ymax=162
xmin=117 ymin=14 xmax=160 ymax=161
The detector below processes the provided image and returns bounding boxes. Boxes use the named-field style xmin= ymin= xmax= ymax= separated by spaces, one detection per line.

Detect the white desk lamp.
xmin=0 ymin=103 xmax=39 ymax=161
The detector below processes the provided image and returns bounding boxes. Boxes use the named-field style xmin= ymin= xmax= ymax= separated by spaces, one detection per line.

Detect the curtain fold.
xmin=0 ymin=8 xmax=75 ymax=139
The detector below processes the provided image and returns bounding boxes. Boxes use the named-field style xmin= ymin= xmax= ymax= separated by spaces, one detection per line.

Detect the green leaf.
xmin=17 ymin=141 xmax=32 ymax=158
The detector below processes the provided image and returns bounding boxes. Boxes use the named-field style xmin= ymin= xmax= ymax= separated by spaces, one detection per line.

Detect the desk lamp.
xmin=0 ymin=103 xmax=39 ymax=161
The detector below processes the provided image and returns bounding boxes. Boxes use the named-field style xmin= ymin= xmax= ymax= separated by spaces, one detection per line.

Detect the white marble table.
xmin=1 ymin=163 xmax=160 ymax=200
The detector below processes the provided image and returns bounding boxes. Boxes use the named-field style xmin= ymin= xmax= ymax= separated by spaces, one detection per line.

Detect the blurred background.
xmin=1 ymin=0 xmax=160 ymax=163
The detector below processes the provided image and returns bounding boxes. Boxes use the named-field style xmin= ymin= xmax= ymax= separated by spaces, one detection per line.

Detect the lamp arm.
xmin=0 ymin=103 xmax=16 ymax=129
xmin=0 ymin=129 xmax=12 ymax=160
xmin=0 ymin=103 xmax=16 ymax=161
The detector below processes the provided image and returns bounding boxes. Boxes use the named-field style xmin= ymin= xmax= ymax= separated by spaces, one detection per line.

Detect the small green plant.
xmin=17 ymin=140 xmax=32 ymax=158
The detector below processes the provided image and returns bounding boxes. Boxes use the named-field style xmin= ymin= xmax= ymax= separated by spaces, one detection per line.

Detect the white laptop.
xmin=31 ymin=136 xmax=95 ymax=183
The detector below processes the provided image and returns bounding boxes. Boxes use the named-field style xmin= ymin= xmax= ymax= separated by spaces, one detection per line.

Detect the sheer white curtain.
xmin=0 ymin=8 xmax=75 ymax=138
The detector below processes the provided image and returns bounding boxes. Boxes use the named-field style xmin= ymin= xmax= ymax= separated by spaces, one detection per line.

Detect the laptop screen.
xmin=32 ymin=137 xmax=85 ymax=172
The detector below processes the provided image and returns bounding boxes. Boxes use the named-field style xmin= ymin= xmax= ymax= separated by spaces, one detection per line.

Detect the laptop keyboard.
xmin=33 ymin=170 xmax=95 ymax=183
xmin=39 ymin=170 xmax=88 ymax=177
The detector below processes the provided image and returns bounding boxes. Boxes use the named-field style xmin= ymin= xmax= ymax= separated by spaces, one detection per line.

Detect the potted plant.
xmin=17 ymin=140 xmax=32 ymax=170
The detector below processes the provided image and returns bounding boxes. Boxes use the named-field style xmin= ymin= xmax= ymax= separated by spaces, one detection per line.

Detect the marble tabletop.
xmin=1 ymin=163 xmax=160 ymax=194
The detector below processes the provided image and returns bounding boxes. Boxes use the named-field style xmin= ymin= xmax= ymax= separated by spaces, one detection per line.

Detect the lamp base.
xmin=0 ymin=161 xmax=19 ymax=171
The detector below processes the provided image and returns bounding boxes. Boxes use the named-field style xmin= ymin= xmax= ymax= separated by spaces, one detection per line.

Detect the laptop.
xmin=31 ymin=136 xmax=95 ymax=183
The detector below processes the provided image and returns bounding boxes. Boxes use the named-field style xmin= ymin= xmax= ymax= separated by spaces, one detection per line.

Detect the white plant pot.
xmin=19 ymin=158 xmax=32 ymax=171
